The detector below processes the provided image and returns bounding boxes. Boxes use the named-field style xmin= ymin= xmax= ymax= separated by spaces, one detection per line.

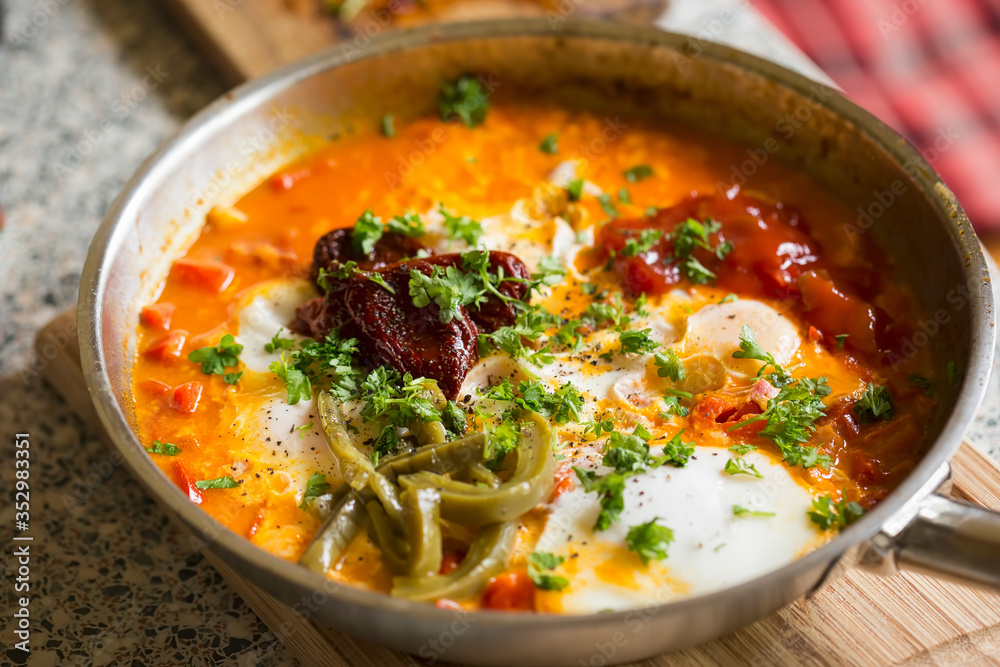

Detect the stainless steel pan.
xmin=79 ymin=19 xmax=999 ymax=666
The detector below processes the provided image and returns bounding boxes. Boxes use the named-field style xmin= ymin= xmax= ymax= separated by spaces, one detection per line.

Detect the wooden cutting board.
xmin=36 ymin=309 xmax=1000 ymax=665
xmin=160 ymin=0 xmax=670 ymax=85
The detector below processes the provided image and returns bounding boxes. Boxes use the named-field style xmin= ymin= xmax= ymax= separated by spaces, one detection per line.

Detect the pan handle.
xmin=860 ymin=492 xmax=1000 ymax=588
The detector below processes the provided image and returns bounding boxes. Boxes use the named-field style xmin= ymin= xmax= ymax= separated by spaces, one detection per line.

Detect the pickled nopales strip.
xmin=391 ymin=521 xmax=517 ymax=600
xmin=299 ymin=486 xmax=367 ymax=575
xmin=396 ymin=412 xmax=556 ymax=525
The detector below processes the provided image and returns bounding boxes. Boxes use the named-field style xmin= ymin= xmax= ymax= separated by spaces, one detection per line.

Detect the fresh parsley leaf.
xmin=625 ymin=518 xmax=674 ymax=564
xmin=479 ymin=305 xmax=557 ymax=365
xmin=439 ymin=203 xmax=483 ymax=246
xmin=270 ymin=353 xmax=313 ymax=405
xmin=732 ymin=325 xmax=783 ymax=377
xmin=528 ymin=551 xmax=569 ymax=591
xmin=719 ymin=293 xmax=738 ymax=304
xmin=531 ymin=256 xmax=567 ymax=288
xmin=598 ymin=193 xmax=618 ymax=218
xmin=352 ymin=209 xmax=383 ymax=255
xmin=623 ymin=165 xmax=654 ymax=183
xmin=366 ymin=272 xmax=396 ymax=294
xmin=387 ymin=211 xmax=425 ymax=237
xmin=724 ymin=457 xmax=763 ymax=478
xmin=574 ymin=467 xmax=626 ymax=531
xmin=566 ymin=177 xmax=585 ymax=202
xmin=583 ymin=417 xmax=615 ymax=438
xmin=553 ymin=318 xmax=584 ymax=351
xmin=481 ymin=378 xmax=515 ymax=401
xmin=655 ymin=431 xmax=694 ymax=468
xmin=808 ymin=493 xmax=865 ymax=531
xmin=654 ymin=349 xmax=686 ymax=382
xmin=265 ymin=329 xmax=296 ymax=354
xmin=667 ymin=218 xmax=731 ymax=284
xmin=381 ymin=113 xmax=395 ymax=137
xmin=618 ymin=328 xmax=659 ymax=355
xmin=728 ymin=443 xmax=758 ymax=455
xmin=299 ymin=473 xmax=331 ymax=509
xmin=618 ymin=187 xmax=631 ymax=204
xmin=438 ymin=75 xmax=489 ymax=127
xmin=582 ymin=295 xmax=629 ymax=329
xmin=485 ymin=417 xmax=520 ymax=467
xmin=409 ymin=264 xmax=484 ymax=323
xmin=515 ymin=380 xmax=584 ymax=424
xmin=633 ymin=292 xmax=649 ymax=317
xmin=539 ymin=134 xmax=559 ymax=154
xmin=146 ymin=440 xmax=181 ymax=456
xmin=733 ymin=505 xmax=775 ymax=518
xmin=854 ymin=383 xmax=894 ymax=422
xmin=908 ymin=374 xmax=933 ymax=394
xmin=195 ymin=476 xmax=241 ymax=490
xmin=188 ymin=333 xmax=243 ymax=376
xmin=620 ymin=229 xmax=663 ymax=258
xmin=223 ymin=371 xmax=243 ymax=385
xmin=602 ymin=430 xmax=652 ymax=473
xmin=834 ymin=333 xmax=849 ymax=349
xmin=632 ymin=424 xmax=653 ymax=441
xmin=658 ymin=395 xmax=689 ymax=419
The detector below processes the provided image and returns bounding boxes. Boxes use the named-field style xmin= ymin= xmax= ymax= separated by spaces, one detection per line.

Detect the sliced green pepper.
xmin=391 ymin=521 xmax=517 ymax=600
xmin=396 ymin=412 xmax=556 ymax=525
xmin=299 ymin=486 xmax=366 ymax=575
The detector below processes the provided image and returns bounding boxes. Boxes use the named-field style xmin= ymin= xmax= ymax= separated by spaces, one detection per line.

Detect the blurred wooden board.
xmin=38 ymin=308 xmax=1000 ymax=665
xmin=159 ymin=0 xmax=669 ymax=85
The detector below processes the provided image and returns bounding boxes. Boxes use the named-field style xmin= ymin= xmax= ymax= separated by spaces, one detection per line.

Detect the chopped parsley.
xmin=515 ymin=380 xmax=584 ymax=424
xmin=618 ymin=187 xmax=631 ymax=204
xmin=658 ymin=395 xmax=689 ymax=420
xmin=620 ymin=229 xmax=663 ymax=258
xmin=658 ymin=431 xmax=695 ymax=467
xmin=381 ymin=113 xmax=395 ymax=137
xmin=582 ymin=295 xmax=629 ymax=329
xmin=617 ymin=328 xmax=659 ymax=355
xmin=352 ymin=209 xmax=384 ymax=255
xmin=531 ymin=256 xmax=568 ymax=288
xmin=623 ymin=164 xmax=654 ymax=183
xmin=188 ymin=334 xmax=243 ymax=378
xmin=583 ymin=417 xmax=615 ymax=438
xmin=728 ymin=443 xmax=758 ymax=455
xmin=478 ymin=305 xmax=557 ymax=366
xmin=808 ymin=493 xmax=865 ymax=531
xmin=265 ymin=329 xmax=297 ymax=354
xmin=527 ymin=551 xmax=569 ymax=591
xmin=598 ymin=193 xmax=618 ymax=218
xmin=854 ymin=383 xmax=894 ymax=422
xmin=653 ymin=349 xmax=686 ymax=382
xmin=908 ymin=374 xmax=933 ymax=394
xmin=539 ymin=134 xmax=559 ymax=154
xmin=358 ymin=367 xmax=445 ymax=456
xmin=146 ymin=440 xmax=181 ymax=456
xmin=724 ymin=457 xmax=763 ymax=478
xmin=223 ymin=372 xmax=243 ymax=385
xmin=719 ymin=293 xmax=738 ymax=304
xmin=834 ymin=333 xmax=849 ymax=349
xmin=408 ymin=261 xmax=485 ymax=323
xmin=733 ymin=505 xmax=775 ymax=518
xmin=573 ymin=468 xmax=626 ymax=531
xmin=195 ymin=476 xmax=241 ymax=490
xmin=625 ymin=518 xmax=674 ymax=564
xmin=566 ymin=177 xmax=585 ymax=202
xmin=439 ymin=203 xmax=483 ymax=246
xmin=299 ymin=473 xmax=331 ymax=509
xmin=438 ymin=75 xmax=490 ymax=127
xmin=268 ymin=328 xmax=361 ymax=404
xmin=552 ymin=319 xmax=585 ymax=351
xmin=667 ymin=218 xmax=732 ymax=284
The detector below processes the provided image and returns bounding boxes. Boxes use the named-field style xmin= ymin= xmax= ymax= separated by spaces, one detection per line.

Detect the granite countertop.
xmin=0 ymin=1 xmax=997 ymax=665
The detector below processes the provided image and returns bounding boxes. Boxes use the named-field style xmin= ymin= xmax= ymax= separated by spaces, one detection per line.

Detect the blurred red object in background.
xmin=752 ymin=0 xmax=1000 ymax=232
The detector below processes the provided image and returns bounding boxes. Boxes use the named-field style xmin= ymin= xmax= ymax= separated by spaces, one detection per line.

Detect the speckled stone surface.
xmin=0 ymin=1 xmax=996 ymax=666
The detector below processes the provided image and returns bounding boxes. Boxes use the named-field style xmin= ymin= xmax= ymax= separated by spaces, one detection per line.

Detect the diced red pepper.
xmin=549 ymin=462 xmax=575 ymax=503
xmin=169 ymin=382 xmax=203 ymax=414
xmin=172 ymin=257 xmax=235 ymax=292
xmin=439 ymin=550 xmax=466 ymax=576
xmin=175 ymin=461 xmax=203 ymax=505
xmin=140 ymin=303 xmax=176 ymax=330
xmin=269 ymin=169 xmax=311 ymax=191
xmin=143 ymin=330 xmax=187 ymax=361
xmin=482 ymin=570 xmax=536 ymax=611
